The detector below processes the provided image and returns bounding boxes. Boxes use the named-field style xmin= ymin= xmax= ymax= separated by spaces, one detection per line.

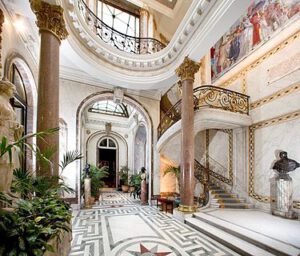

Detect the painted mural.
xmin=211 ymin=0 xmax=300 ymax=80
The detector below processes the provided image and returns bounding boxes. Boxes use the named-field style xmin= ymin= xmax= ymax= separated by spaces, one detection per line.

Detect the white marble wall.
xmin=213 ymin=19 xmax=300 ymax=212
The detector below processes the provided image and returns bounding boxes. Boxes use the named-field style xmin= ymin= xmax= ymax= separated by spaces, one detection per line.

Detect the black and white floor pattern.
xmin=70 ymin=192 xmax=239 ymax=256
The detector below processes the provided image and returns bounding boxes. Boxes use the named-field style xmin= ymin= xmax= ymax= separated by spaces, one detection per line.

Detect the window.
xmin=10 ymin=64 xmax=27 ymax=133
xmin=97 ymin=0 xmax=139 ymax=37
xmin=99 ymin=138 xmax=117 ymax=149
xmin=89 ymin=100 xmax=132 ymax=117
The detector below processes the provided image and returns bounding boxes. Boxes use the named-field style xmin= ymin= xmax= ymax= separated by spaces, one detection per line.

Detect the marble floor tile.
xmin=70 ymin=192 xmax=239 ymax=256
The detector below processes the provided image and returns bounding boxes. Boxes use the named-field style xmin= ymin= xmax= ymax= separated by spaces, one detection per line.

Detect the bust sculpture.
xmin=273 ymin=151 xmax=300 ymax=175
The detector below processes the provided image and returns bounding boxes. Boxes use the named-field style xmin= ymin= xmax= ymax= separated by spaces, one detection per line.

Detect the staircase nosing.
xmin=185 ymin=218 xmax=273 ymax=256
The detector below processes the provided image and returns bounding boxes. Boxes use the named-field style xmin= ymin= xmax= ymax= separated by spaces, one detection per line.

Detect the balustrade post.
xmin=30 ymin=0 xmax=68 ymax=176
xmin=175 ymin=56 xmax=200 ymax=212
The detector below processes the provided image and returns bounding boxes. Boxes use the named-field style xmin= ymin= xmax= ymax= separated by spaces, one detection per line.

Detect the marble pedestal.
xmin=272 ymin=174 xmax=297 ymax=219
xmin=84 ymin=178 xmax=92 ymax=208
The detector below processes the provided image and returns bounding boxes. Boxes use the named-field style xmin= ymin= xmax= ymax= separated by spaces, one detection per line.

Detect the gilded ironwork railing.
xmin=158 ymin=85 xmax=249 ymax=138
xmin=78 ymin=0 xmax=165 ymax=54
xmin=194 ymin=159 xmax=210 ymax=205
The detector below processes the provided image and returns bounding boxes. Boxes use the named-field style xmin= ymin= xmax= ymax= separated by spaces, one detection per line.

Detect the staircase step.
xmin=190 ymin=212 xmax=300 ymax=256
xmin=185 ymin=218 xmax=275 ymax=256
xmin=211 ymin=203 xmax=253 ymax=209
xmin=211 ymin=198 xmax=246 ymax=203
xmin=213 ymin=194 xmax=239 ymax=199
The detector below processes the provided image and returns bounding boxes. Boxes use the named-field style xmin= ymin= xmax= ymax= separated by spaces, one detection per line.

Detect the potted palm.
xmin=120 ymin=166 xmax=129 ymax=192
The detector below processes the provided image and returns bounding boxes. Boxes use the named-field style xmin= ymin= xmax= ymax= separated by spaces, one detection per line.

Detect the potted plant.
xmin=129 ymin=173 xmax=142 ymax=199
xmin=120 ymin=166 xmax=129 ymax=192
xmin=89 ymin=165 xmax=109 ymax=201
xmin=0 ymin=129 xmax=83 ymax=255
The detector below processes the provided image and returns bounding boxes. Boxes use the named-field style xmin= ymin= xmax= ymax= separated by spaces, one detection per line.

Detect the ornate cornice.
xmin=175 ymin=56 xmax=200 ymax=81
xmin=30 ymin=0 xmax=68 ymax=42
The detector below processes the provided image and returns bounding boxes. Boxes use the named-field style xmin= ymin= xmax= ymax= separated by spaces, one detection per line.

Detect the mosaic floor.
xmin=70 ymin=192 xmax=239 ymax=256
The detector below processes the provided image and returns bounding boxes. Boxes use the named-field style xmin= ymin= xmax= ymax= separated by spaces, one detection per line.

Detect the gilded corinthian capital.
xmin=175 ymin=56 xmax=200 ymax=81
xmin=30 ymin=0 xmax=68 ymax=42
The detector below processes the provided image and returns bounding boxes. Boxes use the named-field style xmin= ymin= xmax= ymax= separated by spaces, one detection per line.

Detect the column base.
xmin=272 ymin=209 xmax=298 ymax=219
xmin=178 ymin=204 xmax=198 ymax=212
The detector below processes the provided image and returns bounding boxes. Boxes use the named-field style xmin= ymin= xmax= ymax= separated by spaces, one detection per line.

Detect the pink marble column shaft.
xmin=30 ymin=0 xmax=68 ymax=176
xmin=175 ymin=56 xmax=200 ymax=212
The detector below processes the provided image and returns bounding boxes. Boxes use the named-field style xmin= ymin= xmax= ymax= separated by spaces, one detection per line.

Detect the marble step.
xmin=211 ymin=202 xmax=253 ymax=209
xmin=185 ymin=217 xmax=275 ymax=256
xmin=211 ymin=198 xmax=246 ymax=203
xmin=213 ymin=194 xmax=239 ymax=199
xmin=189 ymin=212 xmax=300 ymax=256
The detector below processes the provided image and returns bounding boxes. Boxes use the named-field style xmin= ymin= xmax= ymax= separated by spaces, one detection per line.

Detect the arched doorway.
xmin=134 ymin=124 xmax=147 ymax=172
xmin=98 ymin=137 xmax=118 ymax=188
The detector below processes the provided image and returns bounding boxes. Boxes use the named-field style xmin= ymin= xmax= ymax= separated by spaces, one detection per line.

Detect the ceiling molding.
xmin=62 ymin=0 xmax=251 ymax=89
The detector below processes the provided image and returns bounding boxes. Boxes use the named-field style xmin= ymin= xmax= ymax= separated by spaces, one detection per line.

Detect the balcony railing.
xmin=78 ymin=0 xmax=165 ymax=54
xmin=158 ymin=85 xmax=250 ymax=138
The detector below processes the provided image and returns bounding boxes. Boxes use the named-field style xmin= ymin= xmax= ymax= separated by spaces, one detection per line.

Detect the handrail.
xmin=78 ymin=0 xmax=166 ymax=54
xmin=198 ymin=156 xmax=232 ymax=185
xmin=158 ymin=85 xmax=250 ymax=138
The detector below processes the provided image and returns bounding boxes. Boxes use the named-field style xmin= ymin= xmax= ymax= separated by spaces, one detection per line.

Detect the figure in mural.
xmin=228 ymin=26 xmax=241 ymax=63
xmin=250 ymin=11 xmax=261 ymax=46
xmin=211 ymin=0 xmax=300 ymax=80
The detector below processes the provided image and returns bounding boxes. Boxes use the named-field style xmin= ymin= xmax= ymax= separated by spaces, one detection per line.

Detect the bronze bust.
xmin=273 ymin=151 xmax=300 ymax=175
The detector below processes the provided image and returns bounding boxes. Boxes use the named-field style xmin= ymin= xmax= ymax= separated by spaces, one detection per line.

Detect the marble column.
xmin=175 ymin=56 xmax=200 ymax=212
xmin=30 ymin=0 xmax=68 ymax=176
xmin=200 ymin=52 xmax=211 ymax=85
xmin=139 ymin=7 xmax=149 ymax=54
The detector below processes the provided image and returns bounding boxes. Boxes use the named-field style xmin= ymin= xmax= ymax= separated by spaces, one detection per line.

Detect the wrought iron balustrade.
xmin=158 ymin=85 xmax=250 ymax=138
xmin=78 ymin=0 xmax=165 ymax=54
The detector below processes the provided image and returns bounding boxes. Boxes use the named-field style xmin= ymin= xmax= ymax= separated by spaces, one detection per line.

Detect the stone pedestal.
xmin=84 ymin=178 xmax=92 ymax=208
xmin=272 ymin=174 xmax=297 ymax=219
xmin=141 ymin=180 xmax=147 ymax=205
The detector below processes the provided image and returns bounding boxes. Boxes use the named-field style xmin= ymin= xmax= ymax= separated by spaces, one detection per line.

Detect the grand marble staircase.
xmin=209 ymin=184 xmax=253 ymax=209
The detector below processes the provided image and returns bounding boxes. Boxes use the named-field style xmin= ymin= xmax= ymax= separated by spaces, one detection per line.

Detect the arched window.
xmin=10 ymin=63 xmax=27 ymax=133
xmin=97 ymin=0 xmax=139 ymax=37
xmin=99 ymin=138 xmax=117 ymax=149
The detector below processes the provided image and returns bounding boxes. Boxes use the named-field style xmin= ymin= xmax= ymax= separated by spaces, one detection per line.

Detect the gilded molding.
xmin=175 ymin=56 xmax=200 ymax=81
xmin=250 ymin=82 xmax=300 ymax=109
xmin=30 ymin=0 xmax=68 ymax=42
xmin=248 ymin=110 xmax=300 ymax=208
xmin=178 ymin=204 xmax=198 ymax=212
xmin=220 ymin=30 xmax=300 ymax=89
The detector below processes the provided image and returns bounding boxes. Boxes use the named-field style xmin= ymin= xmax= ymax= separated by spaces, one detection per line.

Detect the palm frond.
xmin=163 ymin=165 xmax=180 ymax=179
xmin=60 ymin=150 xmax=83 ymax=171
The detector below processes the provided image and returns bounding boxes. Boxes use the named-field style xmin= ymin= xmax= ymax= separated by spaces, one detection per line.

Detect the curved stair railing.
xmin=78 ymin=0 xmax=166 ymax=54
xmin=158 ymin=85 xmax=250 ymax=138
xmin=194 ymin=155 xmax=234 ymax=206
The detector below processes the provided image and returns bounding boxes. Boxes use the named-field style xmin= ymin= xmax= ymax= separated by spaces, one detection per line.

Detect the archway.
xmin=76 ymin=92 xmax=153 ymax=203
xmin=4 ymin=54 xmax=37 ymax=170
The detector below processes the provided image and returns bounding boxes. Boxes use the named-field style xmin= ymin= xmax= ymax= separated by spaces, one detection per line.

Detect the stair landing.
xmin=185 ymin=208 xmax=300 ymax=256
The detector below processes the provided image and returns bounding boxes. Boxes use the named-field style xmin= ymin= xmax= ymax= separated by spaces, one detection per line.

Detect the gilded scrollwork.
xmin=157 ymin=85 xmax=249 ymax=138
xmin=30 ymin=0 xmax=68 ymax=42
